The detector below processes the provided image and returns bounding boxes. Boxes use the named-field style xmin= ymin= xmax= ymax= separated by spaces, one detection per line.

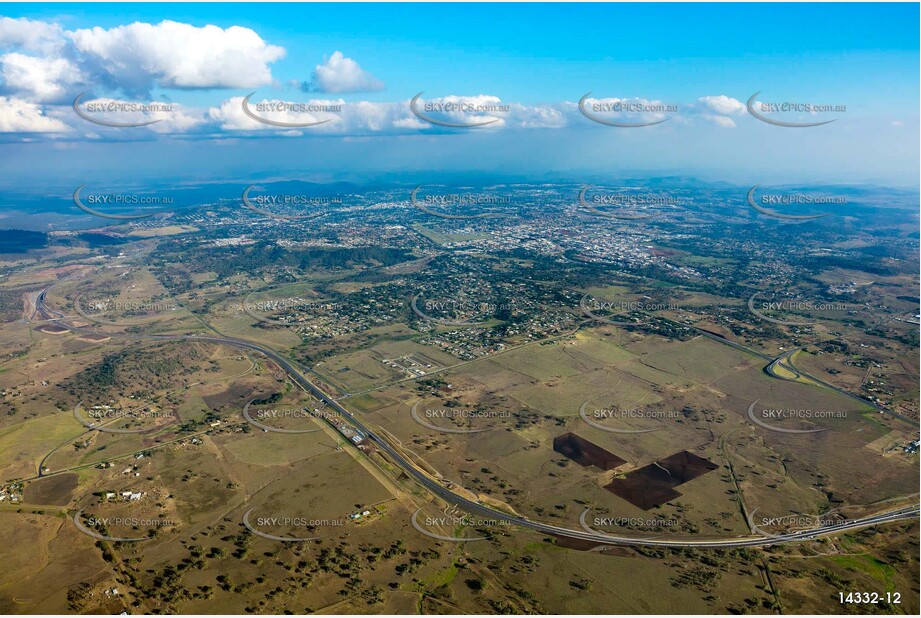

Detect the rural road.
xmin=764 ymin=347 xmax=915 ymax=424
xmin=35 ymin=289 xmax=920 ymax=548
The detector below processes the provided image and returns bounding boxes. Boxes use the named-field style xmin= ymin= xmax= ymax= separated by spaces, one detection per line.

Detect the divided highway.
xmin=35 ymin=290 xmax=920 ymax=548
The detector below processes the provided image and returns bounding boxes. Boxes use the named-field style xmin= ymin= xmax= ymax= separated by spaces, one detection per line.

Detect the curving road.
xmin=181 ymin=333 xmax=921 ymax=548
xmin=34 ymin=289 xmax=920 ymax=548
xmin=765 ymin=348 xmax=915 ymax=424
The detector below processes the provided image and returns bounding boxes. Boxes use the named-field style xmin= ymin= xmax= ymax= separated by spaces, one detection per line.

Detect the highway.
xmin=34 ymin=289 xmax=920 ymax=549
xmin=764 ymin=348 xmax=916 ymax=424
xmin=654 ymin=312 xmax=912 ymax=425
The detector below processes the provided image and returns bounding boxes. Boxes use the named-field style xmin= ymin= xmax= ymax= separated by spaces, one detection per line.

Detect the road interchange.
xmin=34 ymin=288 xmax=920 ymax=549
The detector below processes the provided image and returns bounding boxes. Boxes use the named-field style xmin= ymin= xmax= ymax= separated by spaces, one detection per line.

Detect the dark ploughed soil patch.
xmin=36 ymin=324 xmax=69 ymax=334
xmin=548 ymin=535 xmax=637 ymax=556
xmin=656 ymin=450 xmax=719 ymax=483
xmin=605 ymin=470 xmax=683 ymax=511
xmin=599 ymin=546 xmax=636 ymax=557
xmin=201 ymin=383 xmax=259 ymax=411
xmin=605 ymin=450 xmax=718 ymax=510
xmin=79 ymin=333 xmax=111 ymax=342
xmin=552 ymin=432 xmax=626 ymax=470
xmin=24 ymin=473 xmax=78 ymax=506
xmin=549 ymin=535 xmax=604 ymax=551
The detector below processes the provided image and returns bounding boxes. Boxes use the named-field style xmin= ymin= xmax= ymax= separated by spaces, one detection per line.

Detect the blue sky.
xmin=0 ymin=2 xmax=918 ymax=187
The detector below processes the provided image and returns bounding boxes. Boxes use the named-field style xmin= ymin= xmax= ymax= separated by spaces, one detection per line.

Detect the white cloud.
xmin=209 ymin=95 xmax=423 ymax=134
xmin=412 ymin=94 xmax=510 ymax=128
xmin=698 ymin=95 xmax=745 ymax=116
xmin=73 ymin=96 xmax=204 ymax=133
xmin=577 ymin=96 xmax=674 ymax=126
xmin=345 ymin=99 xmax=431 ymax=131
xmin=0 ymin=17 xmax=66 ymax=54
xmin=0 ymin=15 xmax=762 ymax=141
xmin=505 ymin=102 xmax=566 ymax=129
xmin=209 ymin=96 xmax=338 ymax=131
xmin=392 ymin=115 xmax=428 ymax=130
xmin=307 ymin=51 xmax=384 ymax=94
xmin=0 ymin=18 xmax=288 ymax=134
xmin=209 ymin=93 xmax=570 ymax=135
xmin=209 ymin=97 xmax=264 ymax=130
xmin=0 ymin=52 xmax=84 ymax=102
xmin=701 ymin=114 xmax=738 ymax=128
xmin=0 ymin=18 xmax=569 ymax=138
xmin=69 ymin=20 xmax=285 ymax=92
xmin=0 ymin=96 xmax=69 ymax=132
xmin=681 ymin=95 xmax=746 ymax=127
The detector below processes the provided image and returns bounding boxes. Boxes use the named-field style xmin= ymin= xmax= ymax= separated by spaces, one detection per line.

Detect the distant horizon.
xmin=3 ymin=170 xmax=920 ymax=196
xmin=0 ymin=171 xmax=915 ymax=234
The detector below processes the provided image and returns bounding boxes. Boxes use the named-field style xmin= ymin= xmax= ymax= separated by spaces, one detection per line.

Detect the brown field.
xmin=23 ymin=474 xmax=78 ymax=506
xmin=553 ymin=433 xmax=627 ymax=471
xmin=0 ymin=247 xmax=917 ymax=614
xmin=605 ymin=450 xmax=719 ymax=510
